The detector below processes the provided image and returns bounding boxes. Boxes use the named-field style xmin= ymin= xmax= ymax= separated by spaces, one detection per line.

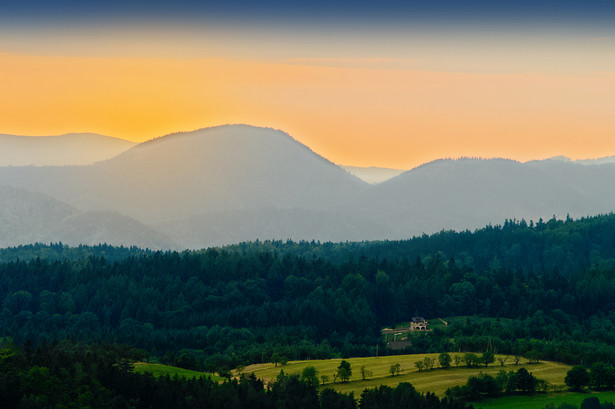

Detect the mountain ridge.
xmin=1 ymin=124 xmax=615 ymax=249
xmin=0 ymin=125 xmax=368 ymax=242
xmin=0 ymin=132 xmax=136 ymax=166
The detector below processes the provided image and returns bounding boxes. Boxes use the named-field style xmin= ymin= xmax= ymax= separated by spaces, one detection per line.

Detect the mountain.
xmin=0 ymin=125 xmax=367 ymax=221
xmin=1 ymin=125 xmax=615 ymax=248
xmin=355 ymin=158 xmax=603 ymax=238
xmin=525 ymin=159 xmax=615 ymax=216
xmin=0 ymin=186 xmax=175 ymax=249
xmin=341 ymin=165 xmax=406 ymax=184
xmin=530 ymin=155 xmax=615 ymax=166
xmin=576 ymin=156 xmax=615 ymax=165
xmin=0 ymin=133 xmax=136 ymax=166
xmin=0 ymin=125 xmax=373 ymax=247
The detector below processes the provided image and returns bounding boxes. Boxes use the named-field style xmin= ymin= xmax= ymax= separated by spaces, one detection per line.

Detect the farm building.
xmin=410 ymin=316 xmax=428 ymax=331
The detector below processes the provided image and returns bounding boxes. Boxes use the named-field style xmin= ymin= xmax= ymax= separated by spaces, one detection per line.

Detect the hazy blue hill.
xmin=0 ymin=186 xmax=75 ymax=246
xmin=525 ymin=159 xmax=615 ymax=216
xmin=0 ymin=186 xmax=175 ymax=249
xmin=1 ymin=126 xmax=615 ymax=248
xmin=0 ymin=132 xmax=136 ymax=166
xmin=0 ymin=125 xmax=367 ymax=223
xmin=93 ymin=124 xmax=368 ymax=221
xmin=357 ymin=158 xmax=593 ymax=237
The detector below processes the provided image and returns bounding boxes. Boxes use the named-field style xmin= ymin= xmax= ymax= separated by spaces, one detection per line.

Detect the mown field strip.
xmin=242 ymin=353 xmax=571 ymax=397
xmin=134 ymin=362 xmax=224 ymax=382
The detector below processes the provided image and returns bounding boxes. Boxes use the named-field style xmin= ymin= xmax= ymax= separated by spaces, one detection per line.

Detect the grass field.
xmin=134 ymin=362 xmax=224 ymax=382
xmin=242 ymin=353 xmax=571 ymax=398
xmin=475 ymin=391 xmax=615 ymax=409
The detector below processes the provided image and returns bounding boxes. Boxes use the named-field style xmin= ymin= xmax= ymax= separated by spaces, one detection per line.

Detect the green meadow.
xmin=242 ymin=353 xmax=571 ymax=398
xmin=134 ymin=362 xmax=225 ymax=382
xmin=475 ymin=391 xmax=615 ymax=409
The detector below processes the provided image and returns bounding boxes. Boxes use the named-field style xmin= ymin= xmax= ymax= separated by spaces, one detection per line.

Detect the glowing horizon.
xmin=2 ymin=4 xmax=615 ymax=169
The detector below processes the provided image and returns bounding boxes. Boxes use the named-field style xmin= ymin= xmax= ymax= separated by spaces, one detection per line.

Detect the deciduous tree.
xmin=337 ymin=360 xmax=352 ymax=383
xmin=566 ymin=366 xmax=589 ymax=391
xmin=439 ymin=352 xmax=451 ymax=369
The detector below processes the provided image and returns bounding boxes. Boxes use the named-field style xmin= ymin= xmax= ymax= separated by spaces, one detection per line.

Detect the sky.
xmin=2 ymin=1 xmax=615 ymax=169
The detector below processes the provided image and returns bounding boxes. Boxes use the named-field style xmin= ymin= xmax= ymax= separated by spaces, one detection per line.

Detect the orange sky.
xmin=2 ymin=24 xmax=615 ymax=169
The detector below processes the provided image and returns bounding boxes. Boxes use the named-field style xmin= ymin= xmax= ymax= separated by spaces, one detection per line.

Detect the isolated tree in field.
xmin=454 ymin=355 xmax=463 ymax=367
xmin=300 ymin=366 xmax=319 ymax=388
xmin=566 ymin=366 xmax=590 ymax=391
xmin=279 ymin=356 xmax=289 ymax=366
xmin=414 ymin=361 xmax=424 ymax=372
xmin=423 ymin=357 xmax=435 ymax=370
xmin=337 ymin=360 xmax=352 ymax=383
xmin=482 ymin=350 xmax=495 ymax=367
xmin=271 ymin=352 xmax=280 ymax=367
xmin=464 ymin=353 xmax=480 ymax=367
xmin=498 ymin=357 xmax=508 ymax=366
xmin=439 ymin=352 xmax=451 ymax=369
xmin=390 ymin=363 xmax=401 ymax=376
xmin=360 ymin=365 xmax=373 ymax=380
xmin=320 ymin=374 xmax=329 ymax=385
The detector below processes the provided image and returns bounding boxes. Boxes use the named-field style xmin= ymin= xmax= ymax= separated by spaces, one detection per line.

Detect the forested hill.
xmin=2 ymin=213 xmax=615 ymax=371
xmin=223 ymin=213 xmax=615 ymax=275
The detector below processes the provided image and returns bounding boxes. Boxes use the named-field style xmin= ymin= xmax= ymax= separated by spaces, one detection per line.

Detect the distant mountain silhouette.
xmin=0 ymin=133 xmax=136 ymax=166
xmin=0 ymin=186 xmax=175 ymax=249
xmin=356 ymin=158 xmax=596 ymax=238
xmin=1 ymin=125 xmax=615 ymax=248
xmin=0 ymin=125 xmax=370 ymax=246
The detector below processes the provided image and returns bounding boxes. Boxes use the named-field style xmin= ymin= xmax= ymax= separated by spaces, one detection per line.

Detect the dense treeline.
xmin=223 ymin=213 xmax=615 ymax=277
xmin=2 ymin=214 xmax=615 ymax=369
xmin=445 ymin=367 xmax=546 ymax=401
xmin=0 ymin=340 xmax=469 ymax=409
xmin=564 ymin=362 xmax=615 ymax=392
xmin=0 ymin=243 xmax=150 ymax=264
